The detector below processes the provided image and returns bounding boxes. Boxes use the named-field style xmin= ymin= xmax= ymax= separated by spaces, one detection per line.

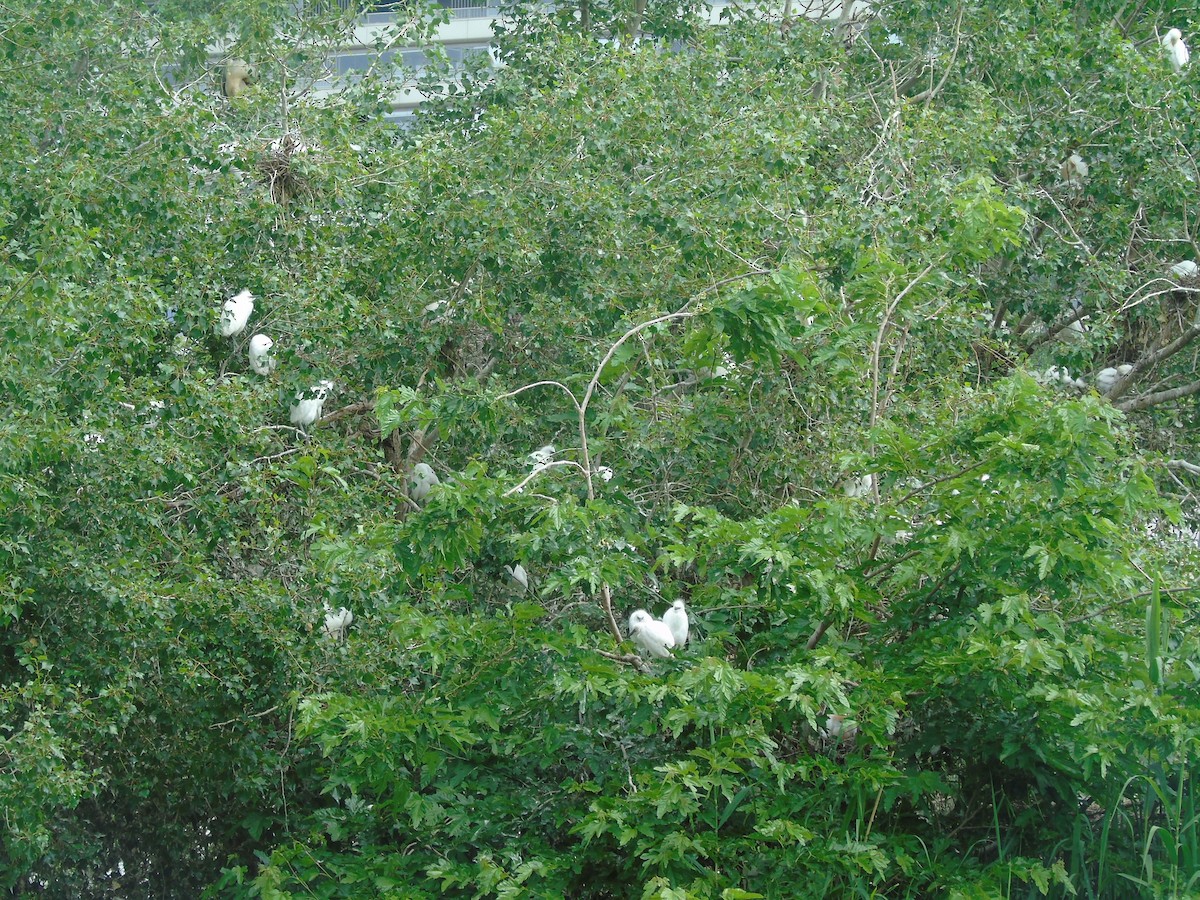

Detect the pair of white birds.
xmin=628 ymin=600 xmax=689 ymax=658
xmin=217 ymin=290 xmax=276 ymax=375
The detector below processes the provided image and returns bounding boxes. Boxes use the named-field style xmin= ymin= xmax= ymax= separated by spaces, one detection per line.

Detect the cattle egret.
xmin=662 ymin=599 xmax=689 ymax=646
xmin=504 ymin=563 xmax=529 ymax=593
xmin=322 ymin=604 xmax=353 ymax=641
xmin=1171 ymin=260 xmax=1199 ymax=280
xmin=595 ymin=466 xmax=614 ymax=482
xmin=1163 ymin=28 xmax=1190 ymax=73
xmin=823 ymin=713 xmax=859 ymax=744
xmin=1060 ymin=153 xmax=1089 ymax=187
xmin=248 ymin=334 xmax=276 ymax=376
xmin=1096 ymin=364 xmax=1134 ymax=395
xmin=628 ymin=609 xmax=675 ymax=658
xmin=222 ymin=58 xmax=254 ymax=98
xmin=218 ymin=289 xmax=254 ymax=337
xmin=290 ymin=380 xmax=333 ymax=428
xmin=843 ymin=474 xmax=874 ymax=498
xmin=408 ymin=462 xmax=439 ymax=504
xmin=528 ymin=445 xmax=555 ymax=467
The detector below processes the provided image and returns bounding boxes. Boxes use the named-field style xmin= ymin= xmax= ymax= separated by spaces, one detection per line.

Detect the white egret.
xmin=843 ymin=474 xmax=874 ymax=498
xmin=408 ymin=462 xmax=440 ymax=505
xmin=1163 ymin=28 xmax=1190 ymax=73
xmin=595 ymin=466 xmax=614 ymax=482
xmin=822 ymin=713 xmax=859 ymax=745
xmin=1096 ymin=364 xmax=1134 ymax=395
xmin=1171 ymin=260 xmax=1199 ymax=280
xmin=217 ymin=289 xmax=254 ymax=337
xmin=322 ymin=603 xmax=353 ymax=642
xmin=222 ymin=58 xmax=254 ymax=98
xmin=661 ymin=599 xmax=689 ymax=647
xmin=290 ymin=380 xmax=333 ymax=428
xmin=1060 ymin=153 xmax=1089 ymax=188
xmin=248 ymin=334 xmax=276 ymax=376
xmin=628 ymin=609 xmax=675 ymax=658
xmin=504 ymin=563 xmax=529 ymax=593
xmin=528 ymin=445 xmax=555 ymax=467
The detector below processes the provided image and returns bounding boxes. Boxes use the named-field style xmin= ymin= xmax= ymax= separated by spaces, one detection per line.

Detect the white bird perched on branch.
xmin=1060 ymin=153 xmax=1089 ymax=187
xmin=528 ymin=445 xmax=555 ymax=468
xmin=217 ymin=289 xmax=254 ymax=337
xmin=322 ymin=604 xmax=353 ymax=641
xmin=290 ymin=380 xmax=333 ymax=428
xmin=222 ymin=58 xmax=254 ymax=98
xmin=662 ymin=599 xmax=689 ymax=647
xmin=248 ymin=334 xmax=276 ymax=376
xmin=628 ymin=609 xmax=675 ymax=658
xmin=1171 ymin=260 xmax=1199 ymax=280
xmin=1096 ymin=364 xmax=1134 ymax=395
xmin=1163 ymin=28 xmax=1190 ymax=73
xmin=504 ymin=563 xmax=529 ymax=593
xmin=408 ymin=462 xmax=439 ymax=505
xmin=843 ymin=473 xmax=874 ymax=498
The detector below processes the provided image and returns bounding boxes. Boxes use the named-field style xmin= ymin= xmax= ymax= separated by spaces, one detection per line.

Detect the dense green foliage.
xmin=2 ymin=0 xmax=1199 ymax=896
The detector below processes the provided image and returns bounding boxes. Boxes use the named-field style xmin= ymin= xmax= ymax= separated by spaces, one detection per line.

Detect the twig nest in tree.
xmin=1095 ymin=364 xmax=1133 ymax=395
xmin=408 ymin=462 xmax=439 ymax=505
xmin=661 ymin=599 xmax=689 ymax=646
xmin=322 ymin=604 xmax=353 ymax=641
xmin=628 ymin=609 xmax=675 ymax=658
xmin=290 ymin=380 xmax=333 ymax=428
xmin=1060 ymin=153 xmax=1089 ymax=188
xmin=217 ymin=289 xmax=254 ymax=337
xmin=248 ymin=334 xmax=276 ymax=376
xmin=1163 ymin=28 xmax=1190 ymax=73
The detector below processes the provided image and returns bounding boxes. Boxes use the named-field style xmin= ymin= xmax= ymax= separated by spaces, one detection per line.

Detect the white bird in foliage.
xmin=217 ymin=289 xmax=254 ymax=337
xmin=322 ymin=604 xmax=353 ymax=641
xmin=504 ymin=563 xmax=530 ymax=593
xmin=408 ymin=462 xmax=440 ymax=505
xmin=222 ymin=58 xmax=254 ymax=98
xmin=1171 ymin=260 xmax=1199 ymax=280
xmin=1060 ymin=153 xmax=1089 ymax=188
xmin=290 ymin=380 xmax=333 ymax=428
xmin=843 ymin=473 xmax=874 ymax=498
xmin=661 ymin=599 xmax=689 ymax=647
xmin=248 ymin=334 xmax=276 ymax=376
xmin=1096 ymin=364 xmax=1134 ymax=395
xmin=528 ymin=445 xmax=555 ymax=467
xmin=628 ymin=609 xmax=675 ymax=658
xmin=1163 ymin=28 xmax=1190 ymax=73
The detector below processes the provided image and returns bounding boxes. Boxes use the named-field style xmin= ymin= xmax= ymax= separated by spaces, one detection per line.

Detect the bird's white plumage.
xmin=408 ymin=462 xmax=440 ymax=504
xmin=528 ymin=445 xmax=555 ymax=467
xmin=1163 ymin=28 xmax=1190 ymax=73
xmin=504 ymin=563 xmax=529 ymax=593
xmin=1060 ymin=153 xmax=1089 ymax=187
xmin=322 ymin=604 xmax=353 ymax=641
xmin=628 ymin=609 xmax=675 ymax=658
xmin=290 ymin=380 xmax=333 ymax=427
xmin=218 ymin=289 xmax=254 ymax=337
xmin=222 ymin=58 xmax=253 ymax=98
xmin=843 ymin=473 xmax=874 ymax=498
xmin=248 ymin=334 xmax=276 ymax=376
xmin=662 ymin=599 xmax=689 ymax=647
xmin=1096 ymin=364 xmax=1133 ymax=395
xmin=1171 ymin=260 xmax=1199 ymax=280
